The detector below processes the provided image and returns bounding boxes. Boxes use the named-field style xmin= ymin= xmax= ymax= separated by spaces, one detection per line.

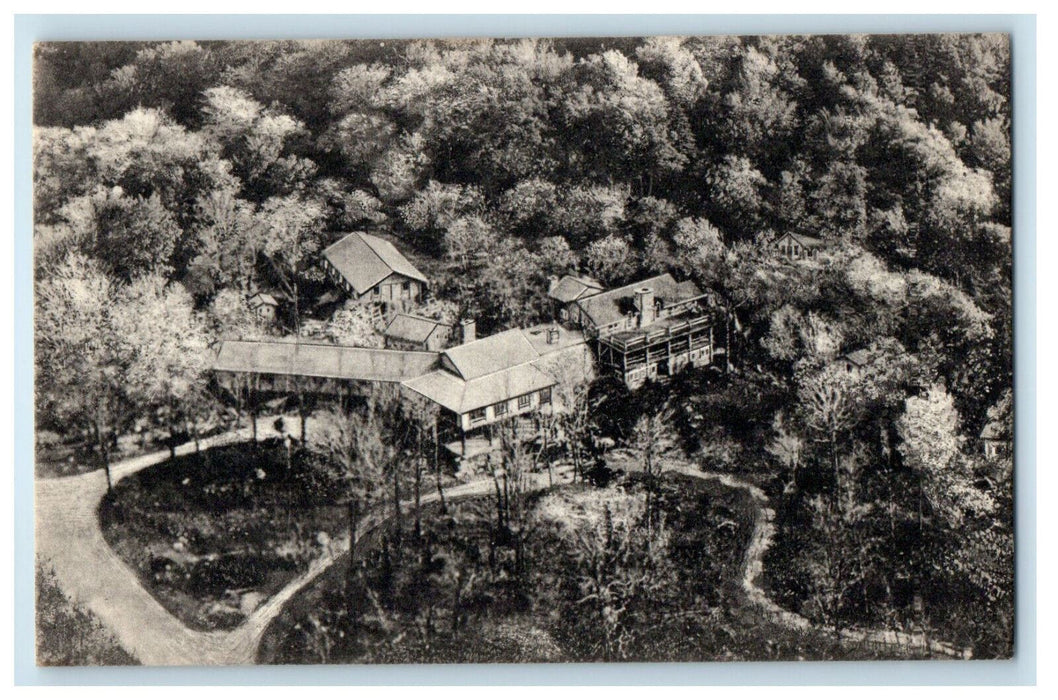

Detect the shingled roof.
xmin=778 ymin=232 xmax=827 ymax=249
xmin=383 ymin=313 xmax=451 ymax=345
xmin=321 ymin=232 xmax=428 ymax=296
xmin=403 ymin=363 xmax=556 ymax=414
xmin=574 ymin=273 xmax=703 ymax=328
xmin=440 ymin=329 xmax=541 ymax=380
xmin=548 ymin=275 xmax=604 ymax=304
xmin=212 ymin=339 xmax=438 ymax=383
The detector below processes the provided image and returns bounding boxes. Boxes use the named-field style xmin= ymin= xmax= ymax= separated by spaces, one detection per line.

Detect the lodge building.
xmin=549 ymin=272 xmax=721 ymax=389
xmin=211 ymin=233 xmax=726 ymax=459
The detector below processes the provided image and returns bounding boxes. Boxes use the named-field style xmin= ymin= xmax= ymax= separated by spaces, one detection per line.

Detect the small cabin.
xmin=980 ymin=421 xmax=1012 ymax=459
xmin=774 ymin=232 xmax=826 ymax=261
xmin=838 ymin=349 xmax=872 ymax=375
xmin=247 ymin=292 xmax=279 ymax=322
xmin=320 ymin=231 xmax=429 ymax=312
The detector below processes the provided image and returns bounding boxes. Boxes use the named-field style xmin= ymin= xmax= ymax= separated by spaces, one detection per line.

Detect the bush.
xmin=36 ymin=562 xmax=138 ymax=666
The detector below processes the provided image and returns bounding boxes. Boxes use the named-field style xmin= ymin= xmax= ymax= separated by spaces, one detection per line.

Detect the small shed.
xmin=247 ymin=292 xmax=279 ymax=321
xmin=980 ymin=421 xmax=1011 ymax=459
xmin=383 ymin=313 xmax=454 ymax=352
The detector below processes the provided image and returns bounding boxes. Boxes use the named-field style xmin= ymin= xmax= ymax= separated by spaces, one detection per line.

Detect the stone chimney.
xmin=460 ymin=318 xmax=476 ymax=345
xmin=635 ymin=287 xmax=656 ymax=327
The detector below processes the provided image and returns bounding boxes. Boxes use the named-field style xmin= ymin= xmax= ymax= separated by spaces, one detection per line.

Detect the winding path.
xmin=35 ymin=426 xmax=571 ymax=666
xmin=37 ymin=432 xmax=968 ymax=665
xmin=608 ymin=451 xmax=972 ymax=659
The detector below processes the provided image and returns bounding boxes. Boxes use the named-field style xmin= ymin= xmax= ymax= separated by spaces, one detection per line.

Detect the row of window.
xmin=371 ymin=280 xmax=414 ymax=296
xmin=467 ymin=388 xmax=552 ymax=424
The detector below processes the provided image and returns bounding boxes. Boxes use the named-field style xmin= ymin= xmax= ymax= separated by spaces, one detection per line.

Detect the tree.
xmin=544 ymin=351 xmax=597 ymax=482
xmin=35 ymin=253 xmax=127 ymax=490
xmin=671 ymin=216 xmax=727 ymax=288
xmin=85 ymin=189 xmax=183 ymax=281
xmin=257 ymin=194 xmax=326 ymax=333
xmin=538 ymin=488 xmax=676 ymax=661
xmin=188 ymin=189 xmax=263 ymax=294
xmin=629 ymin=405 xmax=678 ymax=532
xmin=798 ymin=363 xmax=859 ymax=494
xmin=111 ymin=274 xmax=212 ymax=457
xmin=896 ymin=383 xmax=992 ymax=528
xmin=584 ymin=235 xmax=634 ymax=286
xmin=312 ymin=406 xmax=386 ymax=612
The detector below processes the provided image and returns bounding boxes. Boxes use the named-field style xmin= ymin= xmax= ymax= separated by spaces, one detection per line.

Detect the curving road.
xmin=35 ymin=426 xmax=570 ymax=666
xmin=36 ymin=433 xmax=968 ymax=665
xmin=607 ymin=451 xmax=972 ymax=659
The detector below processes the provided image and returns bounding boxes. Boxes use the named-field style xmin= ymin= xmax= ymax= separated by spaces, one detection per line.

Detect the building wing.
xmin=213 ymin=339 xmax=438 ymax=383
xmin=403 ymin=363 xmax=556 ymax=414
xmin=440 ymin=329 xmax=541 ymax=380
xmin=548 ymin=275 xmax=604 ymax=304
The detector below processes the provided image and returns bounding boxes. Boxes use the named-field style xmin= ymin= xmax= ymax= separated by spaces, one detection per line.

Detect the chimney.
xmin=460 ymin=318 xmax=476 ymax=344
xmin=546 ymin=327 xmax=561 ymax=344
xmin=635 ymin=287 xmax=656 ymax=327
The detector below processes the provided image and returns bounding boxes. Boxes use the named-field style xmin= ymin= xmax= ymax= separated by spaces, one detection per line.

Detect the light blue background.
xmin=13 ymin=13 xmax=1037 ymax=686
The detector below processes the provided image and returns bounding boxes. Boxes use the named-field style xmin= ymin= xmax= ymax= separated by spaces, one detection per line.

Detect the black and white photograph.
xmin=31 ymin=33 xmax=1014 ymax=667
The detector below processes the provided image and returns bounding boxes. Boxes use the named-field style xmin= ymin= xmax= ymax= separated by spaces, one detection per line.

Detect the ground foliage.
xmin=35 ymin=35 xmax=1013 ymax=658
xmin=259 ymin=471 xmax=916 ymax=663
xmin=99 ymin=439 xmax=348 ymax=630
xmin=36 ymin=562 xmax=140 ymax=666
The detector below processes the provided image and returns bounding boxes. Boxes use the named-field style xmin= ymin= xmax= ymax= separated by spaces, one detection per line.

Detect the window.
xmin=469 ymin=407 xmax=486 ymax=423
xmin=494 ymin=401 xmax=508 ymax=416
xmin=372 ymin=285 xmax=380 ymax=295
xmin=402 ymin=280 xmax=411 ymax=292
xmin=517 ymin=394 xmax=531 ymax=409
xmin=539 ymin=388 xmax=552 ymax=405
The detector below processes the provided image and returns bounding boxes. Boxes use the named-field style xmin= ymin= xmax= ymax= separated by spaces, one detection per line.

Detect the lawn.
xmin=98 ymin=439 xmax=348 ymax=631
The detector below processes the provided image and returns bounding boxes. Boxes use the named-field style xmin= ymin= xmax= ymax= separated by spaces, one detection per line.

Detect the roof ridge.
xmin=217 ymin=337 xmax=438 ymax=357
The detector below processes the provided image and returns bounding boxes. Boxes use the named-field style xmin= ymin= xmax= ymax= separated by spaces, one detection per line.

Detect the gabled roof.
xmin=980 ymin=421 xmax=1011 ymax=441
xmin=441 ymin=329 xmax=541 ymax=380
xmin=777 ymin=232 xmax=826 ymax=249
xmin=403 ymin=363 xmax=556 ymax=414
xmin=574 ymin=273 xmax=704 ymax=328
xmin=321 ymin=232 xmax=428 ymax=295
xmin=841 ymin=349 xmax=873 ymax=367
xmin=212 ymin=339 xmax=438 ymax=383
xmin=384 ymin=313 xmax=451 ymax=345
xmin=248 ymin=292 xmax=278 ymax=308
xmin=548 ymin=275 xmax=604 ymax=304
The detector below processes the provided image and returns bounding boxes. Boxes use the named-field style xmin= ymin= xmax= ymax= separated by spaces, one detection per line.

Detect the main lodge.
xmin=212 ymin=231 xmax=724 ymax=459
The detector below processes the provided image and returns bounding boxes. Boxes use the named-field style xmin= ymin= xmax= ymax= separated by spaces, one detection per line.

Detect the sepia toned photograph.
xmin=32 ymin=33 xmax=1013 ymax=667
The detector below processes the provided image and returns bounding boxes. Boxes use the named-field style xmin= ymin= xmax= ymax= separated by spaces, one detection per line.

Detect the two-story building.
xmin=562 ymin=273 xmax=720 ymax=388
xmin=402 ymin=324 xmax=589 ymax=458
xmin=320 ymin=231 xmax=429 ymax=311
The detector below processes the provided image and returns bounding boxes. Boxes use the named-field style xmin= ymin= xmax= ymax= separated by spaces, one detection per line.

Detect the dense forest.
xmin=33 ymin=35 xmax=1013 ymax=656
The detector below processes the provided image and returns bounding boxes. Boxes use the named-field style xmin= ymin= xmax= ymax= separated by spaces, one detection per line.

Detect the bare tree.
xmin=629 ymin=404 xmax=678 ymax=532
xmin=799 ymin=364 xmax=858 ymax=495
xmin=312 ymin=406 xmax=385 ymax=611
